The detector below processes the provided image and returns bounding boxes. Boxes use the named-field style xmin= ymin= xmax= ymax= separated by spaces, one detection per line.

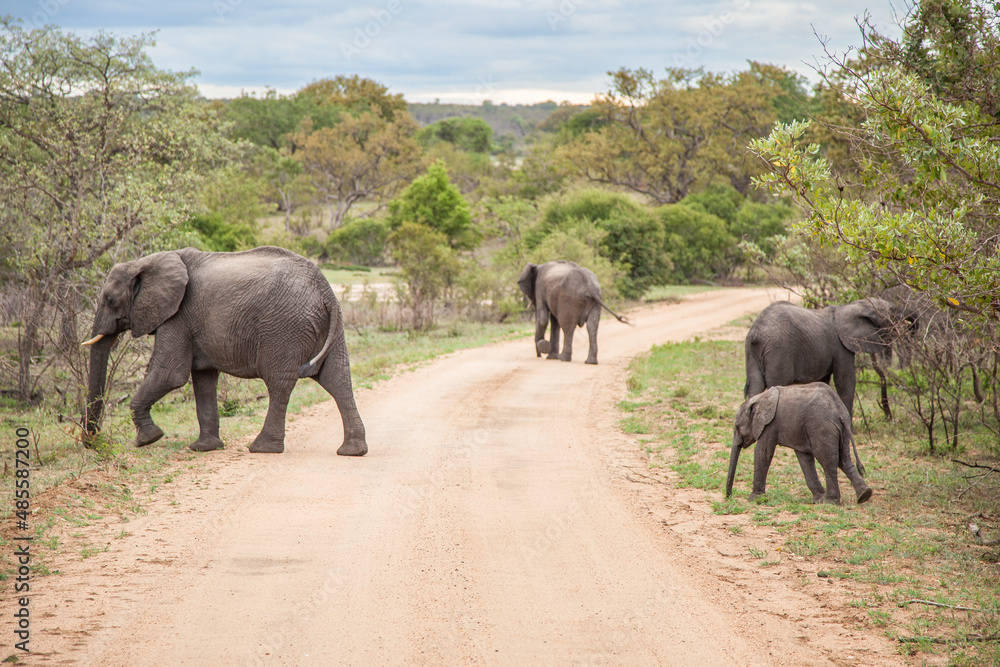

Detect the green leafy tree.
xmin=387 ymin=161 xmax=475 ymax=249
xmin=564 ymin=63 xmax=806 ymax=202
xmin=389 ymin=221 xmax=460 ymax=329
xmin=294 ymin=111 xmax=422 ymax=229
xmin=0 ymin=20 xmax=236 ymax=403
xmin=749 ymin=0 xmax=1000 ymax=449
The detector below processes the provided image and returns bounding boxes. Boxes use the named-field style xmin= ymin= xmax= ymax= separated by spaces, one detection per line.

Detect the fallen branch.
xmin=905 ymin=598 xmax=982 ymax=612
xmin=952 ymin=459 xmax=1000 ymax=472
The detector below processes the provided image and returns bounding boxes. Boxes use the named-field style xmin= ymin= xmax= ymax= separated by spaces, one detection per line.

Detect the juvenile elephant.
xmin=82 ymin=246 xmax=367 ymax=456
xmin=726 ymin=383 xmax=873 ymax=505
xmin=744 ymin=298 xmax=899 ymax=419
xmin=517 ymin=260 xmax=628 ymax=364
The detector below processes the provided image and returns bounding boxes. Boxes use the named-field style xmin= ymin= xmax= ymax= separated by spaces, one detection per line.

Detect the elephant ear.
xmin=834 ymin=299 xmax=889 ymax=354
xmin=748 ymin=387 xmax=779 ymax=441
xmin=130 ymin=251 xmax=189 ymax=337
xmin=517 ymin=263 xmax=538 ymax=304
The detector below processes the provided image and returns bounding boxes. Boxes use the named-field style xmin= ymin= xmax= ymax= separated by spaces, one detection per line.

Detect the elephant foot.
xmin=536 ymin=339 xmax=551 ymax=355
xmin=248 ymin=434 xmax=285 ymax=453
xmin=190 ymin=435 xmax=224 ymax=452
xmin=560 ymin=354 xmax=572 ymax=362
xmin=747 ymin=491 xmax=762 ymax=502
xmin=546 ymin=353 xmax=560 ymax=360
xmin=337 ymin=438 xmax=368 ymax=457
xmin=818 ymin=496 xmax=842 ymax=505
xmin=856 ymin=485 xmax=873 ymax=504
xmin=585 ymin=357 xmax=598 ymax=365
xmin=135 ymin=424 xmax=164 ymax=448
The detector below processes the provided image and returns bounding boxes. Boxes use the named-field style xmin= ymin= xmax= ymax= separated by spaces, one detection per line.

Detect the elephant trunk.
xmin=84 ymin=333 xmax=117 ymax=445
xmin=725 ymin=432 xmax=742 ymax=498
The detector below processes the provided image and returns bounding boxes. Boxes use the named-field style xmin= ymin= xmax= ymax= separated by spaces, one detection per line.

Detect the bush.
xmin=389 ymin=221 xmax=460 ymax=329
xmin=534 ymin=188 xmax=670 ymax=298
xmin=387 ymin=160 xmax=475 ymax=249
xmin=681 ymin=183 xmax=744 ymax=225
xmin=657 ymin=204 xmax=735 ymax=283
xmin=184 ymin=214 xmax=258 ymax=252
xmin=530 ymin=220 xmax=622 ymax=303
xmin=326 ymin=217 xmax=390 ymax=266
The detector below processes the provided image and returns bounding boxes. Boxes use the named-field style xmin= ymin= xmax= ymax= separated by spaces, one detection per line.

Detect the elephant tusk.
xmin=81 ymin=334 xmax=104 ymax=346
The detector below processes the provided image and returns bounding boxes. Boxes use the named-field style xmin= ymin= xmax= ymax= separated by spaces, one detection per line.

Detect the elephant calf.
xmin=517 ymin=260 xmax=628 ymax=364
xmin=726 ymin=383 xmax=872 ymax=505
xmin=82 ymin=246 xmax=367 ymax=456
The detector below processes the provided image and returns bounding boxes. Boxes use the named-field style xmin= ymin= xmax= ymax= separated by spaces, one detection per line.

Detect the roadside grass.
xmin=620 ymin=337 xmax=1000 ymax=665
xmin=0 ymin=318 xmax=531 ymax=576
xmin=641 ymin=284 xmax=719 ymax=304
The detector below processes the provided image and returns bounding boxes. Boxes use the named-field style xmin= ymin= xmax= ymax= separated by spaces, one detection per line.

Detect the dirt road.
xmin=24 ymin=288 xmax=907 ymax=666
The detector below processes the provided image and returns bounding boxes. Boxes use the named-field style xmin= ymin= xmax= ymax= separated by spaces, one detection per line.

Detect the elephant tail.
xmin=598 ymin=298 xmax=633 ymax=326
xmin=298 ymin=297 xmax=342 ymax=378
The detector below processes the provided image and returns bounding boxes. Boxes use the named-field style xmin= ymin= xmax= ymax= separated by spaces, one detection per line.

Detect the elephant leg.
xmin=559 ymin=323 xmax=574 ymax=362
xmin=248 ymin=375 xmax=296 ymax=454
xmin=794 ymin=450 xmax=826 ymax=503
xmin=585 ymin=306 xmax=599 ymax=365
xmin=546 ymin=313 xmax=561 ymax=360
xmin=535 ymin=305 xmax=551 ymax=356
xmin=815 ymin=445 xmax=843 ymax=505
xmin=748 ymin=432 xmax=778 ymax=501
xmin=833 ymin=359 xmax=857 ymax=420
xmin=313 ymin=349 xmax=368 ymax=456
xmin=190 ymin=369 xmax=224 ymax=452
xmin=839 ymin=447 xmax=873 ymax=504
xmin=130 ymin=360 xmax=191 ymax=448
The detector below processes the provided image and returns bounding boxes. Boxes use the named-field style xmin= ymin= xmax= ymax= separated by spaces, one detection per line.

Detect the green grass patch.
xmin=620 ymin=337 xmax=1000 ymax=663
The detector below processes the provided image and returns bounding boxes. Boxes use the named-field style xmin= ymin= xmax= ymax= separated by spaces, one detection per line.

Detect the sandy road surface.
xmin=19 ymin=288 xmax=908 ymax=666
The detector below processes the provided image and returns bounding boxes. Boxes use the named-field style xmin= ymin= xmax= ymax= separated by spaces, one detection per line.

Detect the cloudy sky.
xmin=6 ymin=0 xmax=902 ymax=104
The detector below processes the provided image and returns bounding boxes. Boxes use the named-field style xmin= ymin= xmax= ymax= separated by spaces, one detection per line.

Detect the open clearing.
xmin=17 ymin=288 xmax=908 ymax=666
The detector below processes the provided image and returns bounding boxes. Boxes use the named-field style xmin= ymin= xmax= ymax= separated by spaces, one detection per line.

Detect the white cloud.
xmin=5 ymin=0 xmax=903 ymax=103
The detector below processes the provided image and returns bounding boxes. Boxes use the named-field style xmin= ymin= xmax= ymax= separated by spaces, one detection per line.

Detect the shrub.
xmin=184 ymin=214 xmax=258 ymax=252
xmin=389 ymin=221 xmax=460 ymax=329
xmin=534 ymin=188 xmax=670 ymax=298
xmin=387 ymin=160 xmax=475 ymax=249
xmin=657 ymin=204 xmax=735 ymax=283
xmin=326 ymin=217 xmax=390 ymax=266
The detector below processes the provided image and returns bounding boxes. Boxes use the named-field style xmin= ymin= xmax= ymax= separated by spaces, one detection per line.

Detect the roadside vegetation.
xmin=621 ymin=335 xmax=999 ymax=665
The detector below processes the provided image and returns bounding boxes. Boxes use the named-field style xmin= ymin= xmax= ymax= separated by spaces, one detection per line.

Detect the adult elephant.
xmin=82 ymin=246 xmax=367 ymax=456
xmin=744 ymin=298 xmax=900 ymax=420
xmin=517 ymin=260 xmax=628 ymax=364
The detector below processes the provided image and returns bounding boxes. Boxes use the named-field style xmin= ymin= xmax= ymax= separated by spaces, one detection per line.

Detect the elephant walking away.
xmin=726 ymin=383 xmax=872 ymax=505
xmin=82 ymin=246 xmax=367 ymax=456
xmin=517 ymin=260 xmax=629 ymax=364
xmin=744 ymin=298 xmax=902 ymax=419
